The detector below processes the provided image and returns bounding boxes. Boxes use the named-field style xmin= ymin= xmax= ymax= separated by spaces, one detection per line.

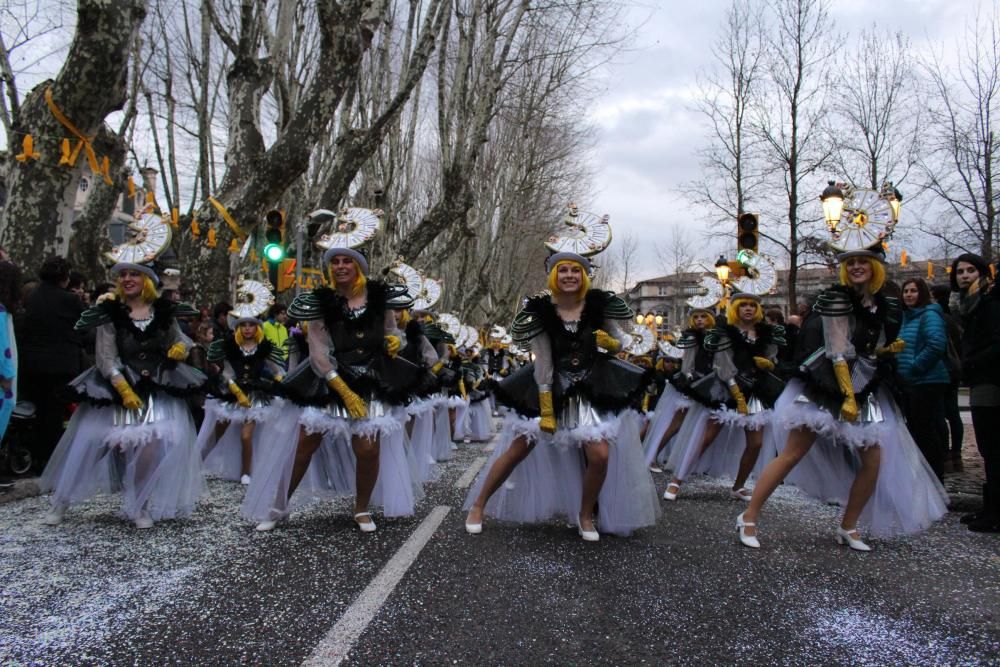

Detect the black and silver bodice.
xmin=795 ymin=284 xmax=902 ymax=411
xmin=496 ymin=289 xmax=648 ymax=416
xmin=280 ymin=281 xmax=421 ymax=406
xmin=68 ymin=297 xmax=206 ymax=404
xmin=207 ymin=335 xmax=285 ymax=402
xmin=703 ymin=322 xmax=786 ymax=409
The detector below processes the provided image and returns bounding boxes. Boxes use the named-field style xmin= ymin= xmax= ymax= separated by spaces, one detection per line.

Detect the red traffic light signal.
xmin=737 ymin=212 xmax=759 ymax=253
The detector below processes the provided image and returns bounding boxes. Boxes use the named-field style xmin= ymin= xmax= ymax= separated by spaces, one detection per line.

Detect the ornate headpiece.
xmin=624 ymin=325 xmax=656 ymax=356
xmin=544 ymin=203 xmax=612 ymax=274
xmin=821 ymin=181 xmax=901 ymax=263
xmin=312 ymin=207 xmax=382 ymax=274
xmin=105 ymin=207 xmax=172 ymax=285
xmin=687 ymin=249 xmax=778 ymax=310
xmin=387 ymin=260 xmax=443 ymax=311
xmin=230 ymin=278 xmax=275 ymax=324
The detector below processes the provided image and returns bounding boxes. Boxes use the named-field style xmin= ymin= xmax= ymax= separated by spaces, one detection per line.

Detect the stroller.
xmin=1 ymin=401 xmax=35 ymax=477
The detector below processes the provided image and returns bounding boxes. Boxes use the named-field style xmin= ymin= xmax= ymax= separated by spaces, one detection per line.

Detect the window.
xmin=657 ymin=285 xmax=669 ymax=296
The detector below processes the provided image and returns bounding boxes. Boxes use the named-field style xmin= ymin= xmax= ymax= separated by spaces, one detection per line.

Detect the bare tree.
xmin=919 ymin=8 xmax=1000 ymax=258
xmin=654 ymin=224 xmax=696 ymax=326
xmin=752 ymin=0 xmax=836 ymax=309
xmin=684 ymin=0 xmax=768 ymax=228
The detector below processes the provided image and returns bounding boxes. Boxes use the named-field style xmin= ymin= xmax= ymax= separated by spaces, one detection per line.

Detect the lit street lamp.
xmin=714 ymin=255 xmax=730 ymax=283
xmin=820 ymin=181 xmax=845 ymax=231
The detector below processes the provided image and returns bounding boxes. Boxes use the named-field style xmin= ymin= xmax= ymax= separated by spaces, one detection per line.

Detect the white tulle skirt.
xmin=240 ymin=403 xmax=423 ymax=523
xmin=432 ymin=400 xmax=454 ymax=461
xmin=771 ymin=379 xmax=948 ymax=536
xmin=197 ymin=398 xmax=285 ymax=481
xmin=462 ymin=410 xmax=661 ymax=536
xmin=642 ymin=384 xmax=692 ymax=466
xmin=405 ymin=399 xmax=439 ymax=483
xmin=666 ymin=402 xmax=771 ymax=484
xmin=39 ymin=393 xmax=203 ymax=521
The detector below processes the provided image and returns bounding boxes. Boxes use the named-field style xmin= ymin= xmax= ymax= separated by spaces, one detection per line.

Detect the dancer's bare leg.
xmin=741 ymin=427 xmax=818 ymax=536
xmin=466 ymin=435 xmax=534 ymax=524
xmin=655 ymin=408 xmax=688 ymax=457
xmin=580 ymin=440 xmax=610 ymax=532
xmin=842 ymin=446 xmax=881 ymax=531
xmin=353 ymin=433 xmax=380 ymax=527
xmin=733 ymin=427 xmax=763 ymax=491
xmin=668 ymin=419 xmax=724 ymax=488
xmin=240 ymin=421 xmax=256 ymax=477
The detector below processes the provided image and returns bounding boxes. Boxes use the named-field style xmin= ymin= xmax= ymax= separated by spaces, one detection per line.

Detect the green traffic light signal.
xmin=263 ymin=242 xmax=285 ymax=262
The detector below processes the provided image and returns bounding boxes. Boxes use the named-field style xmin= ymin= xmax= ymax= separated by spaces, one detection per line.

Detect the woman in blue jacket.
xmin=898 ymin=278 xmax=950 ymax=480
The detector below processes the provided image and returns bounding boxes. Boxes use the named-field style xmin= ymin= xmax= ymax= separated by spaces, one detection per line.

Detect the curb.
xmin=0 ymin=478 xmax=41 ymax=505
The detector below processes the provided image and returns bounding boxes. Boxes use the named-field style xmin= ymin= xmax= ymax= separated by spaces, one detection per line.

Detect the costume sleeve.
xmin=531 ymin=331 xmax=554 ymax=389
xmin=681 ymin=346 xmax=697 ymax=375
xmin=713 ymin=348 xmax=738 ymax=384
xmin=221 ymin=360 xmax=236 ymax=383
xmin=307 ymin=318 xmax=337 ymax=379
xmin=265 ymin=358 xmax=284 ymax=377
xmin=384 ymin=308 xmax=406 ymax=352
xmin=419 ymin=336 xmax=439 ymax=365
xmin=166 ymin=318 xmax=192 ymax=348
xmin=95 ymin=322 xmax=124 ymax=380
xmin=814 ymin=290 xmax=856 ymax=361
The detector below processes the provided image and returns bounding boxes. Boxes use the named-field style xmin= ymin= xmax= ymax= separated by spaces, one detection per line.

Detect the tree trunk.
xmin=0 ymin=0 xmax=147 ymax=268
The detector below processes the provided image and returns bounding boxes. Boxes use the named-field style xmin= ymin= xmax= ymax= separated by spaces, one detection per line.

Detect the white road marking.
xmin=301 ymin=505 xmax=451 ymax=667
xmin=455 ymin=456 xmax=487 ymax=489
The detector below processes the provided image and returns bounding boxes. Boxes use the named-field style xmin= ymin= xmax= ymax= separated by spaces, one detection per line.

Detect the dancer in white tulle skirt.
xmin=738 ymin=248 xmax=948 ymax=550
xmin=40 ymin=241 xmax=205 ymax=529
xmin=243 ymin=224 xmax=424 ymax=533
xmin=642 ymin=309 xmax=715 ymax=471
xmin=197 ymin=297 xmax=286 ymax=486
xmin=454 ymin=350 xmax=495 ymax=442
xmin=664 ymin=294 xmax=786 ymax=502
xmin=463 ymin=231 xmax=660 ymax=541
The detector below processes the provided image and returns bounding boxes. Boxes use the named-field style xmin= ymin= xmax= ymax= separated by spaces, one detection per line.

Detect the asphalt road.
xmin=1 ymin=428 xmax=998 ymax=666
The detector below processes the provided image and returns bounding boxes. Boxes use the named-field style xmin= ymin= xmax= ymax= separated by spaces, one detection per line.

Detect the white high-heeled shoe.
xmin=736 ymin=512 xmax=760 ymax=548
xmin=649 ymin=465 xmax=663 ymax=474
xmin=835 ymin=526 xmax=871 ymax=552
xmin=41 ymin=505 xmax=66 ymax=526
xmin=354 ymin=512 xmax=377 ymax=533
xmin=465 ymin=510 xmax=483 ymax=534
xmin=134 ymin=510 xmax=154 ymax=529
xmin=663 ymin=483 xmax=680 ymax=501
xmin=730 ymin=487 xmax=752 ymax=501
xmin=240 ymin=474 xmax=251 ymax=486
xmin=255 ymin=511 xmax=289 ymax=532
xmin=578 ymin=518 xmax=600 ymax=542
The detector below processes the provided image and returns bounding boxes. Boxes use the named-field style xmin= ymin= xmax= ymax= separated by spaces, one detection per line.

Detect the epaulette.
xmin=288 ymin=290 xmax=327 ymax=321
xmin=385 ymin=283 xmax=415 ymax=310
xmin=770 ymin=324 xmax=787 ymax=347
xmin=676 ymin=330 xmax=700 ymax=349
xmin=510 ymin=292 xmax=549 ymax=343
xmin=172 ymin=301 xmax=199 ymax=319
xmin=207 ymin=339 xmax=226 ymax=363
xmin=704 ymin=326 xmax=733 ymax=352
xmin=602 ymin=292 xmax=634 ymax=320
xmin=75 ymin=300 xmax=117 ymax=330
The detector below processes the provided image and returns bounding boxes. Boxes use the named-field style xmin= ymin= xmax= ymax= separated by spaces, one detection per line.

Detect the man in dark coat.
xmin=16 ymin=256 xmax=84 ymax=469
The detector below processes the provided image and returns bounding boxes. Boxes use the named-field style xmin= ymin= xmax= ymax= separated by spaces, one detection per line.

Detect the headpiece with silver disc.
xmin=106 ymin=207 xmax=172 ymax=285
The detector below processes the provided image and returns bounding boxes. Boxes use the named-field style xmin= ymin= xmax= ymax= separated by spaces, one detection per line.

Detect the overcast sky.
xmin=587 ymin=0 xmax=982 ymax=282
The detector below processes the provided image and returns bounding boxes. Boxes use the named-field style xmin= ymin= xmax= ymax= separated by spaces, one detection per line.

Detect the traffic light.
xmin=737 ymin=212 xmax=759 ymax=254
xmin=263 ymin=209 xmax=286 ymax=263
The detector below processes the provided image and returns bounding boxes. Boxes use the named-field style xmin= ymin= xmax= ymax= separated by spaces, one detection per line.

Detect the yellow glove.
xmin=228 ymin=380 xmax=251 ymax=408
xmin=833 ymin=359 xmax=858 ymax=422
xmin=273 ymin=374 xmax=284 ymax=383
xmin=384 ymin=335 xmax=401 ymax=357
xmin=458 ymin=377 xmax=468 ymax=400
xmin=111 ymin=376 xmax=143 ymax=411
xmin=167 ymin=342 xmax=188 ymax=361
xmin=728 ymin=383 xmax=748 ymax=415
xmin=875 ymin=339 xmax=905 ymax=356
xmin=499 ymin=368 xmax=508 ymax=377
xmin=655 ymin=359 xmax=667 ymax=373
xmin=447 ymin=344 xmax=458 ymax=359
xmin=753 ymin=356 xmax=775 ymax=371
xmin=328 ymin=374 xmax=367 ymax=419
xmin=594 ymin=329 xmax=621 ymax=353
xmin=431 ymin=360 xmax=444 ymax=375
xmin=538 ymin=390 xmax=557 ymax=433
xmin=642 ymin=393 xmax=650 ymax=412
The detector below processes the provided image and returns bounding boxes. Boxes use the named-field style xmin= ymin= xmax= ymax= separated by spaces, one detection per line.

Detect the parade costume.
xmin=242 ymin=208 xmax=423 ymax=531
xmin=664 ymin=298 xmax=785 ymax=500
xmin=739 ymin=183 xmax=947 ymax=549
xmin=197 ymin=280 xmax=285 ymax=484
xmin=41 ymin=212 xmax=205 ymax=528
xmin=464 ymin=206 xmax=660 ymax=539
xmin=641 ymin=328 xmax=703 ymax=469
xmin=454 ymin=348 xmax=495 ymax=442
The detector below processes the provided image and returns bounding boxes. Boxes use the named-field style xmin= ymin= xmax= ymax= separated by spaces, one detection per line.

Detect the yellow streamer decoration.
xmin=14 ymin=135 xmax=40 ymax=162
xmin=206 ymin=227 xmax=217 ymax=248
xmin=127 ymin=176 xmax=136 ymax=198
xmin=207 ymin=196 xmax=246 ymax=240
xmin=170 ymin=208 xmax=179 ymax=228
xmin=191 ymin=219 xmax=201 ymax=237
xmin=228 ymin=238 xmax=240 ymax=253
xmin=44 ymin=87 xmax=113 ymax=185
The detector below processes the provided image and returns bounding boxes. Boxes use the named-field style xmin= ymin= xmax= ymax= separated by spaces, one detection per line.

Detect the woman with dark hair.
xmin=738 ymin=251 xmax=947 ymax=550
xmin=951 ymin=253 xmax=1000 ymax=532
xmin=929 ymin=282 xmax=964 ymax=467
xmin=897 ymin=278 xmax=950 ymax=480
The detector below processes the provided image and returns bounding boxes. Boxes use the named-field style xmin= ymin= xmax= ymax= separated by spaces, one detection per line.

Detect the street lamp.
xmin=715 ymin=255 xmax=731 ymax=283
xmin=654 ymin=314 xmax=664 ymax=327
xmin=635 ymin=314 xmax=644 ymax=325
xmin=820 ymin=181 xmax=845 ymax=231
xmin=644 ymin=313 xmax=655 ymax=326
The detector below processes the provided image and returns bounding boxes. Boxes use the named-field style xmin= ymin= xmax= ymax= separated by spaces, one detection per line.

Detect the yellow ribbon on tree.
xmin=207 ymin=196 xmax=246 ymax=241
xmin=228 ymin=238 xmax=240 ymax=253
xmin=127 ymin=176 xmax=136 ymax=198
xmin=45 ymin=87 xmax=113 ymax=185
xmin=170 ymin=208 xmax=179 ymax=228
xmin=206 ymin=227 xmax=217 ymax=248
xmin=190 ymin=219 xmax=201 ymax=237
xmin=15 ymin=135 xmax=41 ymax=162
